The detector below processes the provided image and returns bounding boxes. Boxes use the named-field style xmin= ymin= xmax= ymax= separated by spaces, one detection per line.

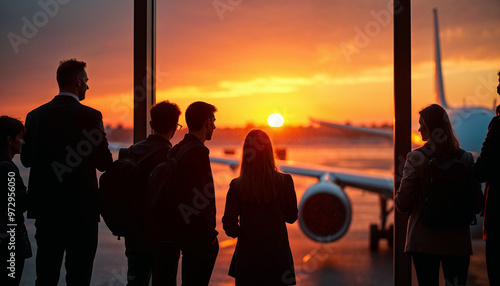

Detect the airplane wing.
xmin=110 ymin=142 xmax=395 ymax=200
xmin=210 ymin=156 xmax=394 ymax=200
xmin=310 ymin=118 xmax=393 ymax=139
xmin=279 ymin=160 xmax=394 ymax=199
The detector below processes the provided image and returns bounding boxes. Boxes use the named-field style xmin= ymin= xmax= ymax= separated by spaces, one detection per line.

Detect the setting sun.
xmin=268 ymin=113 xmax=285 ymax=127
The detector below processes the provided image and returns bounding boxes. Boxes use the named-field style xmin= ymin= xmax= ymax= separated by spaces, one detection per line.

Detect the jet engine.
xmin=298 ymin=180 xmax=352 ymax=243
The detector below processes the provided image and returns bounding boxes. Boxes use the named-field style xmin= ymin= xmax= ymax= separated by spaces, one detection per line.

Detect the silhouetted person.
xmin=474 ymin=70 xmax=500 ymax=286
xmin=395 ymin=104 xmax=481 ymax=286
xmin=21 ymin=59 xmax=113 ymax=286
xmin=0 ymin=116 xmax=32 ymax=286
xmin=496 ymin=104 xmax=500 ymax=116
xmin=124 ymin=101 xmax=181 ymax=286
xmin=167 ymin=101 xmax=219 ymax=285
xmin=222 ymin=129 xmax=298 ymax=286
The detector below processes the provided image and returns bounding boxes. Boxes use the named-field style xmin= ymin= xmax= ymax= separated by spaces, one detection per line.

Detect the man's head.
xmin=57 ymin=59 xmax=88 ymax=101
xmin=185 ymin=101 xmax=217 ymax=141
xmin=497 ymin=70 xmax=500 ymax=96
xmin=149 ymin=101 xmax=181 ymax=139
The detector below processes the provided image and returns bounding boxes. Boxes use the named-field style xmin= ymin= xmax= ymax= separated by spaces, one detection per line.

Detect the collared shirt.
xmin=57 ymin=92 xmax=79 ymax=102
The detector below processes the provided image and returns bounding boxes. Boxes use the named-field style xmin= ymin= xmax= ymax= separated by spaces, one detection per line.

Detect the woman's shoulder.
xmin=407 ymin=148 xmax=430 ymax=164
xmin=230 ymin=177 xmax=241 ymax=185
xmin=0 ymin=158 xmax=18 ymax=173
xmin=458 ymin=148 xmax=474 ymax=165
xmin=276 ymin=172 xmax=294 ymax=190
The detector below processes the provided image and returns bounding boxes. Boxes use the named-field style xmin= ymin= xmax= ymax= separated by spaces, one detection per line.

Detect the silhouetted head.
xmin=419 ymin=104 xmax=459 ymax=156
xmin=57 ymin=59 xmax=88 ymax=101
xmin=239 ymin=129 xmax=280 ymax=203
xmin=150 ymin=101 xmax=181 ymax=138
xmin=185 ymin=101 xmax=217 ymax=140
xmin=0 ymin=116 xmax=25 ymax=159
xmin=497 ymin=70 xmax=500 ymax=96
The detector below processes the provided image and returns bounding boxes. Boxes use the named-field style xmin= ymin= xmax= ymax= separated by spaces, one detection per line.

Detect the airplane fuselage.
xmin=447 ymin=106 xmax=495 ymax=156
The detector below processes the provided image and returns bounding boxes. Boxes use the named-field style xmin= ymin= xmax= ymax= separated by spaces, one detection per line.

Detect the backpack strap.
xmin=453 ymin=148 xmax=466 ymax=160
xmin=169 ymin=140 xmax=200 ymax=162
xmin=136 ymin=145 xmax=169 ymax=165
xmin=119 ymin=144 xmax=169 ymax=165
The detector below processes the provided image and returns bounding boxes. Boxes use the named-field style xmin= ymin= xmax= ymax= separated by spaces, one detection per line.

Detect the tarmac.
xmin=17 ymin=164 xmax=489 ymax=285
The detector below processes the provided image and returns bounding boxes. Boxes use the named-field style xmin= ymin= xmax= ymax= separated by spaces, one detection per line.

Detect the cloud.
xmin=1 ymin=0 xmax=499 ymax=127
xmin=159 ymin=71 xmax=394 ymax=100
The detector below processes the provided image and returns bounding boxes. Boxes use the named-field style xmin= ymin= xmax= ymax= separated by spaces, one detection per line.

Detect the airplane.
xmin=212 ymin=8 xmax=496 ymax=250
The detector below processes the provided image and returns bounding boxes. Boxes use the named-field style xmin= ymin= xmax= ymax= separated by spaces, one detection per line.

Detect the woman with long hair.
xmin=395 ymin=104 xmax=482 ymax=285
xmin=222 ymin=129 xmax=298 ymax=286
xmin=0 ymin=116 xmax=32 ymax=285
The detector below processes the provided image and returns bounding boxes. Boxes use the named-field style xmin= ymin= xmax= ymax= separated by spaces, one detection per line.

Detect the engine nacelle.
xmin=298 ymin=181 xmax=352 ymax=243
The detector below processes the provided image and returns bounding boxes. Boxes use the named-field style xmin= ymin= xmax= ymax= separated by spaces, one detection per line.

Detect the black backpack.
xmin=143 ymin=141 xmax=198 ymax=242
xmin=419 ymin=148 xmax=481 ymax=228
xmin=99 ymin=146 xmax=164 ymax=239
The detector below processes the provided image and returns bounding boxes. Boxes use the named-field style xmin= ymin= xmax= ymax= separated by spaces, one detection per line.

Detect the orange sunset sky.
xmin=1 ymin=0 xmax=499 ymax=129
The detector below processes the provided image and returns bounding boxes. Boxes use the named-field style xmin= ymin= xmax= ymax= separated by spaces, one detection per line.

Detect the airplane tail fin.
xmin=433 ymin=8 xmax=448 ymax=108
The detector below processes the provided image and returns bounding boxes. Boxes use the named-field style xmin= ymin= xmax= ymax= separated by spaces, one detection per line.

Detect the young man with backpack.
xmin=162 ymin=101 xmax=219 ymax=286
xmin=103 ymin=101 xmax=181 ymax=286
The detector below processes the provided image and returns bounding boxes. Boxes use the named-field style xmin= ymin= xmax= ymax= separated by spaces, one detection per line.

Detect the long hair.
xmin=419 ymin=104 xmax=460 ymax=156
xmin=238 ymin=129 xmax=281 ymax=204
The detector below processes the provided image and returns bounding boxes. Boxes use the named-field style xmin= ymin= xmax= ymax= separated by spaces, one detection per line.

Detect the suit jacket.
xmin=21 ymin=95 xmax=113 ymax=222
xmin=222 ymin=173 xmax=298 ymax=285
xmin=474 ymin=115 xmax=500 ymax=240
xmin=169 ymin=134 xmax=218 ymax=246
xmin=395 ymin=146 xmax=477 ymax=256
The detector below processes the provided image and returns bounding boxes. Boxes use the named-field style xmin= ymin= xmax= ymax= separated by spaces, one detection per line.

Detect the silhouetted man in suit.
xmin=168 ymin=101 xmax=219 ymax=285
xmin=474 ymin=70 xmax=500 ymax=286
xmin=21 ymin=59 xmax=113 ymax=286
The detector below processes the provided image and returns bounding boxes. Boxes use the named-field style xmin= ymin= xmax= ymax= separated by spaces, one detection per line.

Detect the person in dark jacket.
xmin=474 ymin=70 xmax=500 ymax=286
xmin=0 ymin=116 xmax=32 ymax=286
xmin=21 ymin=59 xmax=113 ymax=286
xmin=168 ymin=101 xmax=218 ymax=285
xmin=124 ymin=101 xmax=181 ymax=286
xmin=395 ymin=104 xmax=482 ymax=286
xmin=222 ymin=129 xmax=298 ymax=286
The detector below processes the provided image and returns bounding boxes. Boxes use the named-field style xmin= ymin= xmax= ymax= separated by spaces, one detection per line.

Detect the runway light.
xmin=268 ymin=113 xmax=284 ymax=127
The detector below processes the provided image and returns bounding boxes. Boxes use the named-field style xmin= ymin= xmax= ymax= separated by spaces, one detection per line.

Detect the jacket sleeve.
xmin=20 ymin=113 xmax=33 ymax=168
xmin=463 ymin=151 xmax=484 ymax=214
xmin=474 ymin=116 xmax=500 ymax=183
xmin=90 ymin=111 xmax=113 ymax=172
xmin=394 ymin=150 xmax=423 ymax=213
xmin=282 ymin=174 xmax=298 ymax=224
xmin=222 ymin=179 xmax=241 ymax=238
